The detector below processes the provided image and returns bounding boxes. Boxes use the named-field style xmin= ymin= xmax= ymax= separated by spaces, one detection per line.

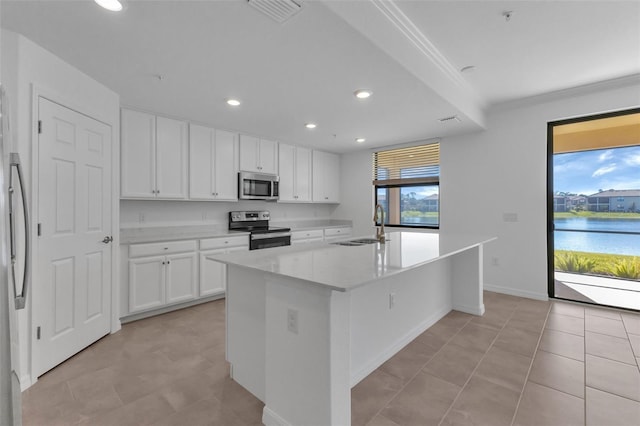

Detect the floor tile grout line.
xmin=509 ymin=301 xmax=554 ymax=426
xmin=363 ymin=314 xmax=476 ymax=425
xmin=435 ymin=301 xmax=528 ymax=426
xmin=585 ymin=385 xmax=640 ymax=404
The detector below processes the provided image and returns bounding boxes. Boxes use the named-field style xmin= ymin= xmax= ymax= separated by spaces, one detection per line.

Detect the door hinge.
xmin=37 ymin=223 xmax=42 ymax=236
xmin=36 ymin=326 xmax=41 ymax=340
xmin=38 ymin=120 xmax=42 ymax=134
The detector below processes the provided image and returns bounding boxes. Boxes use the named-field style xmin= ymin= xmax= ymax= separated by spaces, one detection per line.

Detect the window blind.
xmin=373 ymin=142 xmax=440 ymax=187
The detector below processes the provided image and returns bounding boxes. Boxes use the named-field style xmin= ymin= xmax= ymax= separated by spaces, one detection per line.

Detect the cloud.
xmin=624 ymin=153 xmax=640 ymax=166
xmin=598 ymin=150 xmax=614 ymax=162
xmin=592 ymin=163 xmax=617 ymax=177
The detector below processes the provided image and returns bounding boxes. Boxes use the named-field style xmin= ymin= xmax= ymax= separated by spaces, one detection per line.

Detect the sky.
xmin=554 ymin=145 xmax=640 ymax=195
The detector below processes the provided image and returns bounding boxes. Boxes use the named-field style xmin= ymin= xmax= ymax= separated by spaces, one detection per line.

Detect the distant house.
xmin=553 ymin=194 xmax=586 ymax=212
xmin=587 ymin=189 xmax=640 ymax=212
xmin=424 ymin=194 xmax=439 ymax=212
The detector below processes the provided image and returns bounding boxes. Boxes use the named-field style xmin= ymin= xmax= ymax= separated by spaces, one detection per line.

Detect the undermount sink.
xmin=331 ymin=238 xmax=384 ymax=246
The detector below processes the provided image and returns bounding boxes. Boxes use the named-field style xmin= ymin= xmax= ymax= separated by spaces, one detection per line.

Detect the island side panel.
xmin=263 ymin=276 xmax=351 ymax=426
xmin=451 ymin=245 xmax=485 ymax=315
xmin=349 ymin=257 xmax=453 ymax=386
xmin=226 ymin=265 xmax=266 ymax=402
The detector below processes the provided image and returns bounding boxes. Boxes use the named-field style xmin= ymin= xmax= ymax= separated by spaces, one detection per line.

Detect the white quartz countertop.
xmin=209 ymin=231 xmax=496 ymax=291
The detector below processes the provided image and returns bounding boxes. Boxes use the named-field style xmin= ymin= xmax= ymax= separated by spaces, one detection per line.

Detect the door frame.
xmin=28 ymin=84 xmax=120 ymax=386
xmin=546 ymin=106 xmax=640 ymax=300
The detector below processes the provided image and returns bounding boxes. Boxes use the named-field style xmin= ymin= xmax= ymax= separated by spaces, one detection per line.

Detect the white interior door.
xmin=34 ymin=97 xmax=112 ymax=377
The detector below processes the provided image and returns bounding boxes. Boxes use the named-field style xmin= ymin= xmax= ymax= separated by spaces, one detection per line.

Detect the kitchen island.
xmin=210 ymin=231 xmax=496 ymax=426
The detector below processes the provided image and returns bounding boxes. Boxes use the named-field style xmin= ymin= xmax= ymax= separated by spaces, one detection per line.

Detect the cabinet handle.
xmin=162 ymin=261 xmax=165 ymax=265
xmin=167 ymin=260 xmax=171 ymax=264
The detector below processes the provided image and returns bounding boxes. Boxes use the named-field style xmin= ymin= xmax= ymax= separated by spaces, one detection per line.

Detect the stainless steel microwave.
xmin=238 ymin=171 xmax=279 ymax=201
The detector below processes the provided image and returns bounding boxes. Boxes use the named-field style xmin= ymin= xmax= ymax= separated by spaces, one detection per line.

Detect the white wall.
xmin=337 ymin=77 xmax=640 ymax=301
xmin=332 ymin=149 xmax=375 ymax=236
xmin=1 ymin=30 xmax=120 ymax=388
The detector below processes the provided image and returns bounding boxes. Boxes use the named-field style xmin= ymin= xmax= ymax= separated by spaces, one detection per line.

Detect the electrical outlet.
xmin=139 ymin=213 xmax=145 ymax=223
xmin=503 ymin=212 xmax=518 ymax=222
xmin=287 ymin=308 xmax=299 ymax=334
xmin=492 ymin=257 xmax=499 ymax=266
xmin=389 ymin=293 xmax=396 ymax=309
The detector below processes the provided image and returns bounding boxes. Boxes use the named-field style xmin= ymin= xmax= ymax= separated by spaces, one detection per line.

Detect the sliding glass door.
xmin=548 ymin=108 xmax=640 ymax=310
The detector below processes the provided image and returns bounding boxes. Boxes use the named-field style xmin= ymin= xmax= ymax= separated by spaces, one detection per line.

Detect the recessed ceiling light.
xmin=94 ymin=0 xmax=123 ymax=12
xmin=356 ymin=138 xmax=366 ymax=143
xmin=226 ymin=99 xmax=241 ymax=107
xmin=354 ymin=90 xmax=372 ymax=99
xmin=305 ymin=123 xmax=317 ymax=129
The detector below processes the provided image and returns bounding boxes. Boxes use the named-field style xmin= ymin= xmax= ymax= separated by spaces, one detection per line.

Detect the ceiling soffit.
xmin=324 ymin=0 xmax=486 ymax=129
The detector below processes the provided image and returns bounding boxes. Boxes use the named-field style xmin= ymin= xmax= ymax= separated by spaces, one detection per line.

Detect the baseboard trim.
xmin=350 ymin=304 xmax=450 ymax=387
xmin=484 ymin=283 xmax=548 ymax=301
xmin=120 ymin=294 xmax=225 ymax=324
xmin=262 ymin=406 xmax=292 ymax=426
xmin=20 ymin=374 xmax=33 ymax=391
xmin=454 ymin=302 xmax=485 ymax=316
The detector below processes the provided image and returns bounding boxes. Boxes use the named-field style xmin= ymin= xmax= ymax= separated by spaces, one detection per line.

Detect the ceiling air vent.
xmin=248 ymin=0 xmax=302 ymax=23
xmin=438 ymin=115 xmax=461 ymax=123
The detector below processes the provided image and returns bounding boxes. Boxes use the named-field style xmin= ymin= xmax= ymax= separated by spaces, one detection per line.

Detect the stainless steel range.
xmin=229 ymin=211 xmax=291 ymax=250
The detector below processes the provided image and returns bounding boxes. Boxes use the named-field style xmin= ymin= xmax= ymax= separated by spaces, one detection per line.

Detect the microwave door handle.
xmin=9 ymin=153 xmax=30 ymax=310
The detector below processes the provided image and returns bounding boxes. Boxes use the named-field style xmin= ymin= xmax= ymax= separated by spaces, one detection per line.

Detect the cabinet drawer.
xmin=324 ymin=227 xmax=351 ymax=238
xmin=291 ymin=229 xmax=324 ymax=241
xmin=200 ymin=235 xmax=248 ymax=250
xmin=129 ymin=240 xmax=197 ymax=258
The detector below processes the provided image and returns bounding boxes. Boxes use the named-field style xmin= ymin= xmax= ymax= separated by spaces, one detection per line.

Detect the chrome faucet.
xmin=373 ymin=203 xmax=386 ymax=243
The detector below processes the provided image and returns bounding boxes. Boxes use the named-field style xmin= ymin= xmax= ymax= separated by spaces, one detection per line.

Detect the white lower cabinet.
xmin=200 ymin=245 xmax=248 ymax=296
xmin=127 ymin=240 xmax=197 ymax=314
xmin=323 ymin=227 xmax=352 ymax=242
xmin=291 ymin=229 xmax=324 ymax=245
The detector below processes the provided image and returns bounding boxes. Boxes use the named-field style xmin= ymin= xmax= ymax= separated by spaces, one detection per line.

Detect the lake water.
xmin=554 ymin=218 xmax=640 ymax=256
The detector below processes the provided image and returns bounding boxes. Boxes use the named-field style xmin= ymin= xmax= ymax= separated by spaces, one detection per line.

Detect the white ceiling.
xmin=2 ymin=0 xmax=639 ymax=153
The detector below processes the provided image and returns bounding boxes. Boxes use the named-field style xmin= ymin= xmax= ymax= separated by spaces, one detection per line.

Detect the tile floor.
xmin=22 ymin=292 xmax=640 ymax=426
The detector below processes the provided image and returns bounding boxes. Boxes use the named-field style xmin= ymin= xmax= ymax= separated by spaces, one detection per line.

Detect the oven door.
xmin=250 ymin=232 xmax=291 ymax=250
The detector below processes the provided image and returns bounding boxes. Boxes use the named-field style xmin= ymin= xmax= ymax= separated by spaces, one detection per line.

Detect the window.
xmin=373 ymin=142 xmax=440 ymax=228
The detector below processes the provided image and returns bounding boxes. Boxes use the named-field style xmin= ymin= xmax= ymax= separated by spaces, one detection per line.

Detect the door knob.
xmin=102 ymin=236 xmax=113 ymax=244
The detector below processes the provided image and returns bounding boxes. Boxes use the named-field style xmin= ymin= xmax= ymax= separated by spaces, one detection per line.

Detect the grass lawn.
xmin=554 ymin=211 xmax=640 ymax=219
xmin=554 ymin=250 xmax=640 ymax=280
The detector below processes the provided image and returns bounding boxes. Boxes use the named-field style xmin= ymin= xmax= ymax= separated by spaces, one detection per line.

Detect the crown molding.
xmin=370 ymin=0 xmax=472 ymax=93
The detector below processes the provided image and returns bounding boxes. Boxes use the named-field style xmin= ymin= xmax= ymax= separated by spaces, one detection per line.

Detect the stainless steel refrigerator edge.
xmin=1 ymin=85 xmax=25 ymax=425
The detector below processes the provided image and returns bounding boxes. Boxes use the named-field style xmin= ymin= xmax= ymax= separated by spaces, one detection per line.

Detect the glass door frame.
xmin=546 ymin=106 xmax=640 ymax=301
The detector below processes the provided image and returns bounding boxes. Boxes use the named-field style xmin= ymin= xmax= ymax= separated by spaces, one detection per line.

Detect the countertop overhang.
xmin=210 ymin=231 xmax=497 ymax=291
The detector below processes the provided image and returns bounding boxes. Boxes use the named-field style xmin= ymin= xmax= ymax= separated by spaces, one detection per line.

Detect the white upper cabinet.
xmin=156 ymin=117 xmax=188 ymax=199
xmin=312 ymin=150 xmax=340 ymax=203
xmin=121 ymin=109 xmax=188 ymax=199
xmin=121 ymin=109 xmax=155 ymax=198
xmin=239 ymin=134 xmax=278 ymax=174
xmin=278 ymin=143 xmax=311 ymax=202
xmin=189 ymin=124 xmax=239 ymax=201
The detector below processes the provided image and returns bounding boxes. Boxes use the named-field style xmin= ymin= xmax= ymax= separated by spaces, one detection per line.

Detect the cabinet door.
xmin=156 ymin=116 xmax=188 ymax=199
xmin=213 ymin=129 xmax=239 ymax=200
xmin=312 ymin=150 xmax=326 ymax=202
xmin=199 ymin=248 xmax=226 ymax=296
xmin=324 ymin=151 xmax=340 ymax=203
xmin=259 ymin=138 xmax=278 ymax=174
xmin=129 ymin=256 xmax=165 ymax=313
xmin=121 ymin=109 xmax=155 ymax=198
xmin=278 ymin=143 xmax=296 ymax=202
xmin=189 ymin=123 xmax=215 ymax=200
xmin=200 ymin=246 xmax=247 ymax=296
xmin=313 ymin=150 xmax=340 ymax=203
xmin=295 ymin=146 xmax=312 ymax=202
xmin=239 ymin=134 xmax=260 ymax=172
xmin=165 ymin=252 xmax=197 ymax=304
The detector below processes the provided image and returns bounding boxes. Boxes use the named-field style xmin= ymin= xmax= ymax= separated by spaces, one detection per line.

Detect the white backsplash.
xmin=120 ymin=199 xmax=339 ymax=228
